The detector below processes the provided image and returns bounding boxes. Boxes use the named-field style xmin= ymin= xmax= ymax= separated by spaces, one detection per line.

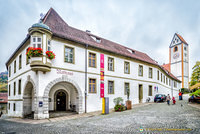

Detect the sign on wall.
xmin=100 ymin=54 xmax=104 ymax=98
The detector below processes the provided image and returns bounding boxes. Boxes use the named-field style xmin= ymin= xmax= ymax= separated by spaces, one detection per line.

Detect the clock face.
xmin=173 ymin=53 xmax=179 ymax=59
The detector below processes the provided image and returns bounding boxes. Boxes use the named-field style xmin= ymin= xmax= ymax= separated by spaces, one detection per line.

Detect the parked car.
xmin=154 ymin=94 xmax=166 ymax=102
xmin=188 ymin=96 xmax=200 ymax=103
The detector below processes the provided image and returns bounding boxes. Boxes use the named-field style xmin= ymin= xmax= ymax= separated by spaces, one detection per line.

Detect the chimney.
xmin=86 ymin=30 xmax=91 ymax=33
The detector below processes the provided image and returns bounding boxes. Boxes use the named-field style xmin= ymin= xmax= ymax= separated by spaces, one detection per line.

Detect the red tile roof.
xmin=176 ymin=33 xmax=188 ymax=45
xmin=0 ymin=93 xmax=8 ymax=104
xmin=162 ymin=63 xmax=170 ymax=72
xmin=42 ymin=8 xmax=180 ymax=82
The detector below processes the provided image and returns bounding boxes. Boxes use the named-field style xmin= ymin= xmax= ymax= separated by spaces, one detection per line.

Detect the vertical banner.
xmin=100 ymin=54 xmax=104 ymax=98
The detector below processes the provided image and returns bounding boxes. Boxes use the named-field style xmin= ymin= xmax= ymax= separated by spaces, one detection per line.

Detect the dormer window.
xmin=90 ymin=36 xmax=101 ymax=43
xmin=127 ymin=49 xmax=135 ymax=54
xmin=32 ymin=37 xmax=42 ymax=48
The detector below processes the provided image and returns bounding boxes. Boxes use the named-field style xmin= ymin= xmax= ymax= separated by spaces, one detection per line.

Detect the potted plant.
xmin=113 ymin=97 xmax=125 ymax=112
xmin=26 ymin=47 xmax=43 ymax=57
xmin=46 ymin=51 xmax=56 ymax=60
xmin=126 ymin=88 xmax=132 ymax=110
xmin=26 ymin=47 xmax=43 ymax=62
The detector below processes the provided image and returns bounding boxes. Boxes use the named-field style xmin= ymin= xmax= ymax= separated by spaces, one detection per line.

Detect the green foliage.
xmin=113 ymin=97 xmax=123 ymax=105
xmin=190 ymin=61 xmax=200 ymax=87
xmin=180 ymin=88 xmax=190 ymax=93
xmin=190 ymin=89 xmax=200 ymax=97
xmin=0 ymin=71 xmax=8 ymax=93
xmin=114 ymin=104 xmax=125 ymax=111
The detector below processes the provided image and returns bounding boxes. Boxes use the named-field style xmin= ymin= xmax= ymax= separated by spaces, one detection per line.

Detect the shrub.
xmin=113 ymin=97 xmax=123 ymax=105
xmin=114 ymin=104 xmax=125 ymax=112
xmin=190 ymin=89 xmax=200 ymax=97
xmin=26 ymin=47 xmax=43 ymax=57
xmin=46 ymin=51 xmax=56 ymax=59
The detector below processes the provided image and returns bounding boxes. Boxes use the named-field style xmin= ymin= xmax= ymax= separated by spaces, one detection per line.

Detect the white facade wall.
xmin=7 ymin=35 xmax=181 ymax=118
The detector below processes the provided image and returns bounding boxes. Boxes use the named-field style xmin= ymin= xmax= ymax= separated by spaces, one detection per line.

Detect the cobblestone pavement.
xmin=0 ymin=95 xmax=200 ymax=134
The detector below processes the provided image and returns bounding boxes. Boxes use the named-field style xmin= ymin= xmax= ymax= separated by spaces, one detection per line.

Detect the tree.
xmin=190 ymin=61 xmax=200 ymax=87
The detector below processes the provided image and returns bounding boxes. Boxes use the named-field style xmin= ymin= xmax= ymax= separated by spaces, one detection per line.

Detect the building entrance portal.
xmin=56 ymin=91 xmax=66 ymax=111
xmin=139 ymin=84 xmax=143 ymax=103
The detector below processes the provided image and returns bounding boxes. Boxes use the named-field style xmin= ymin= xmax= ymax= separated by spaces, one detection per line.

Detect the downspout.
xmin=85 ymin=44 xmax=88 ymax=113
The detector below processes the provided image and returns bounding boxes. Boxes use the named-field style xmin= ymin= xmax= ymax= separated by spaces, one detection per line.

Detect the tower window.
xmin=174 ymin=46 xmax=178 ymax=52
xmin=184 ymin=47 xmax=187 ymax=51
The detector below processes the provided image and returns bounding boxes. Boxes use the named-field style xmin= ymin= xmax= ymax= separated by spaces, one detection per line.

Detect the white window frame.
xmin=108 ymin=57 xmax=114 ymax=71
xmin=32 ymin=36 xmax=42 ymax=48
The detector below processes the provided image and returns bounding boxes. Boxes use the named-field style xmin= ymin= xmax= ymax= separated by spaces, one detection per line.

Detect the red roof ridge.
xmin=43 ymin=7 xmax=68 ymax=26
xmin=176 ymin=33 xmax=188 ymax=45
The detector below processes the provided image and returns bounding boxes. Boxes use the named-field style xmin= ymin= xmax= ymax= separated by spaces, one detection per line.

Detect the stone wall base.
xmin=34 ymin=113 xmax=49 ymax=120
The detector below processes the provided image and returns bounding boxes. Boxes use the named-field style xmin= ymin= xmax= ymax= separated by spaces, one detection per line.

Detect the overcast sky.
xmin=0 ymin=0 xmax=199 ymax=79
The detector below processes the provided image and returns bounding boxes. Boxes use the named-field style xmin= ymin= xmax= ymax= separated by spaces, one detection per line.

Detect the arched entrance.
xmin=43 ymin=76 xmax=83 ymax=117
xmin=55 ymin=90 xmax=67 ymax=111
xmin=23 ymin=81 xmax=34 ymax=117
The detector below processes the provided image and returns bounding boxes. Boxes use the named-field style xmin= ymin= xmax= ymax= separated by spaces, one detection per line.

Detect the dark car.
xmin=188 ymin=96 xmax=200 ymax=103
xmin=154 ymin=94 xmax=166 ymax=102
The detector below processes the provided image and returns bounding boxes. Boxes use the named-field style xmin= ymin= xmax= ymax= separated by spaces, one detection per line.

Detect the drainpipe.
xmin=171 ymin=80 xmax=173 ymax=97
xmin=85 ymin=44 xmax=88 ymax=113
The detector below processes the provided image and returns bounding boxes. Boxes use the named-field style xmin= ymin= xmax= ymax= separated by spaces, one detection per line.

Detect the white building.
xmin=6 ymin=8 xmax=181 ymax=119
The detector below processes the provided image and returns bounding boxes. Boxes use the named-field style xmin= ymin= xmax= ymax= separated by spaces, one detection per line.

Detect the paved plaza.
xmin=0 ymin=95 xmax=200 ymax=134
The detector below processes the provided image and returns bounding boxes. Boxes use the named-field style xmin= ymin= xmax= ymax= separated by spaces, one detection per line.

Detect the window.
xmin=124 ymin=83 xmax=130 ymax=95
xmin=26 ymin=48 xmax=30 ymax=65
xmin=166 ymin=78 xmax=168 ymax=85
xmin=108 ymin=57 xmax=114 ymax=71
xmin=169 ymin=79 xmax=171 ymax=86
xmin=184 ymin=53 xmax=187 ymax=57
xmin=149 ymin=68 xmax=153 ymax=78
xmin=184 ymin=47 xmax=187 ymax=51
xmin=19 ymin=55 xmax=22 ymax=70
xmin=164 ymin=76 xmax=165 ymax=83
xmin=89 ymin=52 xmax=96 ymax=67
xmin=14 ymin=82 xmax=16 ymax=96
xmin=108 ymin=81 xmax=114 ymax=94
xmin=18 ymin=79 xmax=21 ymax=95
xmin=174 ymin=46 xmax=178 ymax=52
xmin=13 ymin=103 xmax=16 ymax=111
xmin=9 ymin=103 xmax=10 ymax=110
xmin=174 ymin=81 xmax=177 ymax=88
xmin=47 ymin=40 xmax=51 ymax=51
xmin=157 ymin=71 xmax=159 ymax=80
xmin=139 ymin=65 xmax=143 ymax=76
xmin=9 ymin=66 xmax=11 ymax=77
xmin=124 ymin=61 xmax=130 ymax=74
xmin=148 ymin=85 xmax=152 ymax=96
xmin=161 ymin=73 xmax=162 ymax=82
xmin=14 ymin=60 xmax=16 ymax=73
xmin=32 ymin=37 xmax=42 ymax=48
xmin=9 ymin=85 xmax=10 ymax=96
xmin=89 ymin=78 xmax=96 ymax=93
xmin=64 ymin=46 xmax=74 ymax=63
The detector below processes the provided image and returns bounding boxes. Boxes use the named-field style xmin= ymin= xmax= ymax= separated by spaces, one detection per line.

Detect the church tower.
xmin=169 ymin=33 xmax=189 ymax=89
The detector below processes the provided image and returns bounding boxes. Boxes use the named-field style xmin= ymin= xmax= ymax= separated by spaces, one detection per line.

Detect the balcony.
xmin=30 ymin=56 xmax=52 ymax=72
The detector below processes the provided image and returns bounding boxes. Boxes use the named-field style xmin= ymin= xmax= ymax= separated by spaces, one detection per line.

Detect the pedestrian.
xmin=189 ymin=94 xmax=195 ymax=103
xmin=179 ymin=91 xmax=182 ymax=100
xmin=172 ymin=97 xmax=176 ymax=105
xmin=0 ymin=111 xmax=2 ymax=118
xmin=166 ymin=94 xmax=171 ymax=105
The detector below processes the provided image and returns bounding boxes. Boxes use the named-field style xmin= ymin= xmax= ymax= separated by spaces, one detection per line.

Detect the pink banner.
xmin=100 ymin=54 xmax=104 ymax=98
